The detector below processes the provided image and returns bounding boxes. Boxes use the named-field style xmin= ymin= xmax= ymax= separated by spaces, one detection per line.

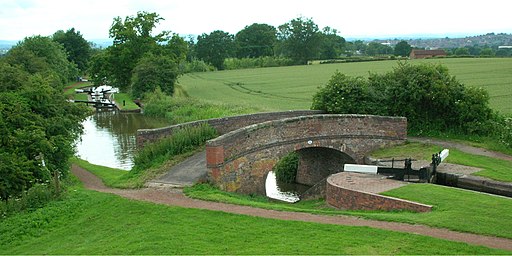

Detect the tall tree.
xmin=100 ymin=11 xmax=170 ymax=89
xmin=131 ymin=53 xmax=180 ymax=98
xmin=52 ymin=28 xmax=92 ymax=72
xmin=235 ymin=23 xmax=277 ymax=58
xmin=394 ymin=40 xmax=412 ymax=57
xmin=196 ymin=30 xmax=235 ymax=70
xmin=5 ymin=36 xmax=78 ymax=87
xmin=319 ymin=27 xmax=346 ymax=59
xmin=277 ymin=17 xmax=322 ymax=64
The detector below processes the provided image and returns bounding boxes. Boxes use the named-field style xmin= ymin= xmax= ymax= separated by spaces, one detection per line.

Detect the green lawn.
xmin=113 ymin=93 xmax=140 ymax=111
xmin=185 ymin=181 xmax=512 ymax=239
xmin=0 ymin=188 xmax=507 ymax=254
xmin=179 ymin=58 xmax=512 ymax=115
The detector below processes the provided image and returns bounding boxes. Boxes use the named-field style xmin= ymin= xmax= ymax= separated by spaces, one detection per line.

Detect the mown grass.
xmin=0 ymin=187 xmax=507 ymax=254
xmin=179 ymin=58 xmax=512 ymax=115
xmin=371 ymin=142 xmax=512 ymax=182
xmin=184 ymin=182 xmax=512 ymax=239
xmin=114 ymin=93 xmax=140 ymax=111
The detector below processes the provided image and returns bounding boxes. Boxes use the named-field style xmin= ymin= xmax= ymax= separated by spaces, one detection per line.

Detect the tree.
xmin=5 ymin=36 xmax=78 ymax=87
xmin=366 ymin=42 xmax=392 ymax=56
xmin=0 ymin=60 xmax=86 ymax=200
xmin=131 ymin=53 xmax=180 ymax=98
xmin=394 ymin=40 xmax=412 ymax=57
xmin=93 ymin=11 xmax=170 ymax=89
xmin=277 ymin=17 xmax=322 ymax=64
xmin=235 ymin=23 xmax=277 ymax=58
xmin=454 ymin=47 xmax=470 ymax=55
xmin=53 ymin=28 xmax=92 ymax=72
xmin=196 ymin=30 xmax=235 ymax=70
xmin=319 ymin=27 xmax=346 ymax=59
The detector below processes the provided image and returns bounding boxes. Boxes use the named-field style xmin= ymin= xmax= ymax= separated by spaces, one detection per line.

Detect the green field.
xmin=179 ymin=58 xmax=512 ymax=115
xmin=0 ymin=188 xmax=507 ymax=254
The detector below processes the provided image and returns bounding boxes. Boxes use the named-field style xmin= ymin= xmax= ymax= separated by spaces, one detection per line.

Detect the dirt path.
xmin=71 ymin=164 xmax=512 ymax=251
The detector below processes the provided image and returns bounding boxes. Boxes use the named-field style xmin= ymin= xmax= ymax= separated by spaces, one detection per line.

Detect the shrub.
xmin=312 ymin=62 xmax=505 ymax=146
xmin=132 ymin=124 xmax=217 ymax=172
xmin=0 ymin=182 xmax=62 ymax=219
xmin=223 ymin=56 xmax=295 ymax=70
xmin=273 ymin=152 xmax=299 ymax=183
xmin=180 ymin=59 xmax=216 ymax=73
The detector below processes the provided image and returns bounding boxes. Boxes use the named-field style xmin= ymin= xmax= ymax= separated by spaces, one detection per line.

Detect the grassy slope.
xmin=0 ymin=188 xmax=507 ymax=255
xmin=179 ymin=58 xmax=512 ymax=115
xmin=185 ymin=182 xmax=512 ymax=239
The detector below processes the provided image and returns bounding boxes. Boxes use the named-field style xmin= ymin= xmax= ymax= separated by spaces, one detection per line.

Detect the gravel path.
xmin=72 ymin=164 xmax=512 ymax=251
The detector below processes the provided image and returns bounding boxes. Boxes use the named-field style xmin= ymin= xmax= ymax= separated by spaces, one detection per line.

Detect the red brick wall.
xmin=326 ymin=176 xmax=432 ymax=212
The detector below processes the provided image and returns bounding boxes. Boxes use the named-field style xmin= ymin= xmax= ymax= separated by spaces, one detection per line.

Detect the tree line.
xmin=0 ymin=35 xmax=88 ymax=202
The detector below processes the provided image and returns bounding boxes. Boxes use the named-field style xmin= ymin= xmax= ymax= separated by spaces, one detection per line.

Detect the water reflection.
xmin=265 ymin=171 xmax=310 ymax=203
xmin=75 ymin=111 xmax=170 ymax=170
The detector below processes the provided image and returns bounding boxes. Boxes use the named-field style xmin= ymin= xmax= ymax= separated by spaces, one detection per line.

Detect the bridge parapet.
xmin=207 ymin=114 xmax=407 ymax=194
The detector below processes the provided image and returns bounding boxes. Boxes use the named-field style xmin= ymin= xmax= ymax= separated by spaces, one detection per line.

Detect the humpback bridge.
xmin=206 ymin=114 xmax=407 ymax=195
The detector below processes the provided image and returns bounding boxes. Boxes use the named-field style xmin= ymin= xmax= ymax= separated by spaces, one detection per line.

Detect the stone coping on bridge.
xmin=326 ymin=172 xmax=432 ymax=212
xmin=207 ymin=114 xmax=408 ymax=165
xmin=136 ymin=110 xmax=325 ymax=147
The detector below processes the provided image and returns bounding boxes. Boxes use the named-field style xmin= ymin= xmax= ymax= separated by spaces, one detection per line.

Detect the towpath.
xmin=72 ymin=164 xmax=512 ymax=251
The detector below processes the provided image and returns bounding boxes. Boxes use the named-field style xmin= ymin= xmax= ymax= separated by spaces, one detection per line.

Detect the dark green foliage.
xmin=273 ymin=152 xmax=299 ymax=183
xmin=5 ymin=36 xmax=78 ymax=88
xmin=394 ymin=40 xmax=412 ymax=57
xmin=132 ymin=124 xmax=217 ymax=171
xmin=312 ymin=62 xmax=502 ymax=140
xmin=131 ymin=53 xmax=180 ymax=98
xmin=0 ymin=53 xmax=86 ymax=200
xmin=277 ymin=17 xmax=322 ymax=64
xmin=195 ymin=30 xmax=235 ymax=70
xmin=319 ymin=27 xmax=346 ymax=59
xmin=89 ymin=11 xmax=187 ymax=94
xmin=223 ymin=56 xmax=294 ymax=70
xmin=311 ymin=72 xmax=384 ymax=115
xmin=52 ymin=28 xmax=92 ymax=72
xmin=235 ymin=23 xmax=277 ymax=58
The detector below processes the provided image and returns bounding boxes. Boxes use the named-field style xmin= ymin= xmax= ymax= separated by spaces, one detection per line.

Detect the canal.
xmin=75 ymin=111 xmax=308 ymax=202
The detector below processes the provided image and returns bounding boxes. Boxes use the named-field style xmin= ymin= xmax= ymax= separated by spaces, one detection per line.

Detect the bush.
xmin=223 ymin=56 xmax=295 ymax=70
xmin=132 ymin=124 xmax=217 ymax=172
xmin=500 ymin=118 xmax=512 ymax=148
xmin=0 ymin=182 xmax=62 ymax=219
xmin=273 ymin=152 xmax=299 ymax=183
xmin=180 ymin=59 xmax=216 ymax=73
xmin=312 ymin=62 xmax=507 ymax=147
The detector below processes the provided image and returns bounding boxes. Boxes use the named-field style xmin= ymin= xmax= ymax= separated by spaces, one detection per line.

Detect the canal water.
xmin=75 ymin=111 xmax=308 ymax=202
xmin=75 ymin=111 xmax=170 ymax=170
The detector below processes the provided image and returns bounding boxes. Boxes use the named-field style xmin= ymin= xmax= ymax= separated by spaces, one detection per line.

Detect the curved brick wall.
xmin=207 ymin=114 xmax=407 ymax=194
xmin=136 ymin=110 xmax=324 ymax=147
xmin=326 ymin=173 xmax=432 ymax=212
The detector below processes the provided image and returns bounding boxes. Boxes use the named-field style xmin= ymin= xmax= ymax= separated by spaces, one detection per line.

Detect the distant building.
xmin=409 ymin=49 xmax=447 ymax=59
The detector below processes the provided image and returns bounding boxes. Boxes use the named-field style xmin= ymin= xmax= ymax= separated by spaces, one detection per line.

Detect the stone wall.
xmin=136 ymin=110 xmax=324 ymax=147
xmin=326 ymin=174 xmax=432 ymax=212
xmin=207 ymin=114 xmax=407 ymax=194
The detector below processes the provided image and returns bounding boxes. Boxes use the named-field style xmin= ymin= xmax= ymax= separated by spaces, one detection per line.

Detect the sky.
xmin=1 ymin=0 xmax=512 ymax=41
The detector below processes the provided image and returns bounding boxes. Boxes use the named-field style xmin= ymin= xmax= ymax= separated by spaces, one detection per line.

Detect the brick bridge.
xmin=205 ymin=114 xmax=407 ymax=195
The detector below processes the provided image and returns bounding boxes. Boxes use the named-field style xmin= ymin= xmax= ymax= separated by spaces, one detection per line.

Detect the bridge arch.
xmin=206 ymin=114 xmax=407 ymax=195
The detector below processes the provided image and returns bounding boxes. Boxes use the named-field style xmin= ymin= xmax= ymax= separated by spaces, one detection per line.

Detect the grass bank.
xmin=0 ymin=187 xmax=507 ymax=254
xmin=185 ymin=182 xmax=512 ymax=239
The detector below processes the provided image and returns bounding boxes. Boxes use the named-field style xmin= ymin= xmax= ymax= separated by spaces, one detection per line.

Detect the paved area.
xmin=147 ymin=150 xmax=207 ymax=188
xmin=329 ymin=172 xmax=408 ymax=194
